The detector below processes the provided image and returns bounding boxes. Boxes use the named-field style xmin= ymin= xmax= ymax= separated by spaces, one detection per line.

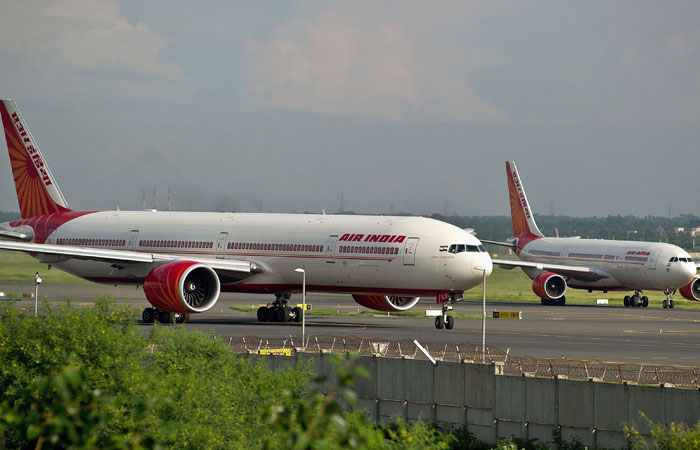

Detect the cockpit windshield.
xmin=448 ymin=244 xmax=487 ymax=254
xmin=669 ymin=256 xmax=694 ymax=263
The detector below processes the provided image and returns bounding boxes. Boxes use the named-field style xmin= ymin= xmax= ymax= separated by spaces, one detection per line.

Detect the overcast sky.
xmin=1 ymin=1 xmax=699 ymax=217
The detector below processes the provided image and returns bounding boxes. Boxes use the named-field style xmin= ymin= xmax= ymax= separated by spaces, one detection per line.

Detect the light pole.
xmin=474 ymin=266 xmax=486 ymax=362
xmin=294 ymin=268 xmax=306 ymax=345
xmin=34 ymin=272 xmax=42 ymax=316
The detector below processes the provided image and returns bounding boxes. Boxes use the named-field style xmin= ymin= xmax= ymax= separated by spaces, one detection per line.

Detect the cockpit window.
xmin=679 ymin=257 xmax=689 ymax=262
xmin=478 ymin=245 xmax=486 ymax=252
xmin=669 ymin=257 xmax=678 ymax=262
xmin=448 ymin=244 xmax=482 ymax=253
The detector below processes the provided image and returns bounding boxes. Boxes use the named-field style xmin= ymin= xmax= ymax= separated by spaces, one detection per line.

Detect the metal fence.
xmin=225 ymin=334 xmax=700 ymax=388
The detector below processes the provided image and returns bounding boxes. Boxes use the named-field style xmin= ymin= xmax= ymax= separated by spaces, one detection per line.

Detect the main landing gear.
xmin=257 ymin=294 xmax=304 ymax=323
xmin=541 ymin=297 xmax=566 ymax=306
xmin=662 ymin=289 xmax=675 ymax=309
xmin=142 ymin=307 xmax=189 ymax=324
xmin=434 ymin=294 xmax=460 ymax=330
xmin=623 ymin=291 xmax=649 ymax=308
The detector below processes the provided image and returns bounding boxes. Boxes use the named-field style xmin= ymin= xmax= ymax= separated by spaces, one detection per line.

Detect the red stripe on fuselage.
xmin=11 ymin=211 xmax=99 ymax=243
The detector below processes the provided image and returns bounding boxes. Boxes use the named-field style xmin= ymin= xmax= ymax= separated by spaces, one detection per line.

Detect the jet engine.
xmin=351 ymin=294 xmax=420 ymax=312
xmin=679 ymin=278 xmax=700 ymax=301
xmin=532 ymin=272 xmax=566 ymax=300
xmin=144 ymin=261 xmax=221 ymax=313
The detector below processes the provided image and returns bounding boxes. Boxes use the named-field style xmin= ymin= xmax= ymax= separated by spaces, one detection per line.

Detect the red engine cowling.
xmin=679 ymin=278 xmax=700 ymax=301
xmin=532 ymin=273 xmax=566 ymax=300
xmin=352 ymin=295 xmax=420 ymax=312
xmin=144 ymin=261 xmax=221 ymax=313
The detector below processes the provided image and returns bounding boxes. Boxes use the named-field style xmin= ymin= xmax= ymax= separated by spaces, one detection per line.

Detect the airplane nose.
xmin=472 ymin=253 xmax=493 ymax=278
xmin=685 ymin=263 xmax=697 ymax=280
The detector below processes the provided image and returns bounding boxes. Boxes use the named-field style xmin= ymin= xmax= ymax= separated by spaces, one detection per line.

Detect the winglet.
xmin=1 ymin=99 xmax=71 ymax=218
xmin=506 ymin=161 xmax=544 ymax=239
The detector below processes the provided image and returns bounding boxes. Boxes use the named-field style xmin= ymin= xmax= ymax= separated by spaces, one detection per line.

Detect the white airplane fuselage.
xmin=18 ymin=211 xmax=492 ymax=296
xmin=518 ymin=237 xmax=695 ymax=291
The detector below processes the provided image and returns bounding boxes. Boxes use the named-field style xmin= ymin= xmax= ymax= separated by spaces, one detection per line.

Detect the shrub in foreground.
xmin=0 ymin=300 xmax=309 ymax=449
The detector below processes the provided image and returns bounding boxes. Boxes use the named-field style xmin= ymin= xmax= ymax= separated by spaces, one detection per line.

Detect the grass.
xmin=0 ymin=251 xmax=90 ymax=285
xmin=2 ymin=250 xmax=698 ymax=310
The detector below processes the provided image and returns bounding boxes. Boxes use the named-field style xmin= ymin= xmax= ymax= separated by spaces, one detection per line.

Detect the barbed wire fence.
xmin=224 ymin=334 xmax=700 ymax=388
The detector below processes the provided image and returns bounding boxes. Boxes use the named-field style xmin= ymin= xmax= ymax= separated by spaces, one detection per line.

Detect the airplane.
xmin=485 ymin=161 xmax=699 ymax=308
xmin=0 ymin=99 xmax=492 ymax=329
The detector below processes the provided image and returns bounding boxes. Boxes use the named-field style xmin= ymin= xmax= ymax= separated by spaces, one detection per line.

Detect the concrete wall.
xmin=247 ymin=353 xmax=700 ymax=449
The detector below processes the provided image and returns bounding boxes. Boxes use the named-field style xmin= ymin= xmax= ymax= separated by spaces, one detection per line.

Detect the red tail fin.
xmin=506 ymin=161 xmax=544 ymax=238
xmin=1 ymin=100 xmax=70 ymax=218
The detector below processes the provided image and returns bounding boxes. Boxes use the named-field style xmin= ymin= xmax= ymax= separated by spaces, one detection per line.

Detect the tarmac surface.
xmin=2 ymin=282 xmax=700 ymax=366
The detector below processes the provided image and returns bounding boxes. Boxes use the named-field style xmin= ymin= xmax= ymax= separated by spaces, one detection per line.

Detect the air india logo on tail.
xmin=1 ymin=100 xmax=70 ymax=218
xmin=11 ymin=112 xmax=52 ymax=187
xmin=507 ymin=164 xmax=531 ymax=237
xmin=512 ymin=170 xmax=531 ymax=219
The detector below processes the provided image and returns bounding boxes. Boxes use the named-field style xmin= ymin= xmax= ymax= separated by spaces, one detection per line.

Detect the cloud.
xmin=666 ymin=32 xmax=697 ymax=58
xmin=0 ymin=0 xmax=180 ymax=79
xmin=242 ymin=6 xmax=506 ymax=123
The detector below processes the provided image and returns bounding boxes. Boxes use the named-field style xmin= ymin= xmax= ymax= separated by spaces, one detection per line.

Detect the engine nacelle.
xmin=144 ymin=261 xmax=221 ymax=313
xmin=351 ymin=294 xmax=420 ymax=312
xmin=679 ymin=278 xmax=700 ymax=301
xmin=532 ymin=272 xmax=566 ymax=300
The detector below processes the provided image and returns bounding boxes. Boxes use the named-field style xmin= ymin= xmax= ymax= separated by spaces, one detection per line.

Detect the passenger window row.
xmin=58 ymin=238 xmax=125 ymax=247
xmin=229 ymin=242 xmax=323 ymax=252
xmin=140 ymin=240 xmax=213 ymax=249
xmin=339 ymin=245 xmax=399 ymax=255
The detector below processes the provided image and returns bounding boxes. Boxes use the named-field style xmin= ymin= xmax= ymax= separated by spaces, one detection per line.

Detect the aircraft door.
xmin=403 ymin=237 xmax=419 ymax=265
xmin=216 ymin=232 xmax=229 ymax=259
xmin=127 ymin=230 xmax=139 ymax=249
xmin=326 ymin=235 xmax=338 ymax=263
xmin=649 ymin=252 xmax=658 ymax=270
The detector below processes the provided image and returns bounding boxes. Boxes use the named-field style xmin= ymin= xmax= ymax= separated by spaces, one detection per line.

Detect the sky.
xmin=0 ymin=1 xmax=699 ymax=217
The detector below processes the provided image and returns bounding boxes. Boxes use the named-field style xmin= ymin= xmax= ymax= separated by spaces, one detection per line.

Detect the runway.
xmin=2 ymin=282 xmax=700 ymax=366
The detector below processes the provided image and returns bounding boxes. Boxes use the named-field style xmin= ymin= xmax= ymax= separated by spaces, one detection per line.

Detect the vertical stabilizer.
xmin=1 ymin=100 xmax=70 ymax=218
xmin=505 ymin=161 xmax=544 ymax=238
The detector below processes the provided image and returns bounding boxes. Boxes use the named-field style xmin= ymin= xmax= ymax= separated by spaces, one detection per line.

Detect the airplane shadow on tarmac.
xmin=136 ymin=317 xmax=395 ymax=330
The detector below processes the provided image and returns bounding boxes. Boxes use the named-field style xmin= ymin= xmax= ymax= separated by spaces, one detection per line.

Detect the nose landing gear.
xmin=662 ymin=289 xmax=676 ymax=309
xmin=434 ymin=293 xmax=460 ymax=330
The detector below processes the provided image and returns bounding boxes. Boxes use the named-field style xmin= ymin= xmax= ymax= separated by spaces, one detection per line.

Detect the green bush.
xmin=626 ymin=413 xmax=700 ymax=449
xmin=0 ymin=300 xmax=310 ymax=449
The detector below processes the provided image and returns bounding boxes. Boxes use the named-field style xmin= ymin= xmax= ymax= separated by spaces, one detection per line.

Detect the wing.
xmin=481 ymin=239 xmax=516 ymax=250
xmin=0 ymin=241 xmax=262 ymax=278
xmin=491 ymin=258 xmax=611 ymax=282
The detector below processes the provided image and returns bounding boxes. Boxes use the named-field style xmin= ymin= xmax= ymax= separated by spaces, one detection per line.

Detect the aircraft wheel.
xmin=623 ymin=296 xmax=630 ymax=307
xmin=558 ymin=296 xmax=566 ymax=306
xmin=642 ymin=296 xmax=649 ymax=307
xmin=142 ymin=308 xmax=155 ymax=324
xmin=541 ymin=298 xmax=551 ymax=306
xmin=257 ymin=306 xmax=269 ymax=322
xmin=292 ymin=306 xmax=303 ymax=323
xmin=445 ymin=316 xmax=454 ymax=330
xmin=435 ymin=316 xmax=444 ymax=329
xmin=175 ymin=313 xmax=187 ymax=324
xmin=276 ymin=306 xmax=291 ymax=322
xmin=158 ymin=310 xmax=172 ymax=323
xmin=669 ymin=300 xmax=675 ymax=309
xmin=662 ymin=300 xmax=668 ymax=309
